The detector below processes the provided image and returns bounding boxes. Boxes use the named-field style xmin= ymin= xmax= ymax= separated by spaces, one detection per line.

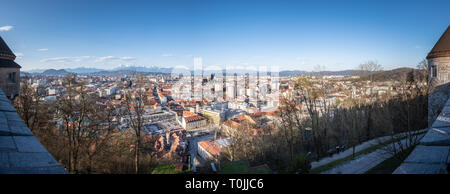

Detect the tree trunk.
xmin=135 ymin=137 xmax=140 ymax=174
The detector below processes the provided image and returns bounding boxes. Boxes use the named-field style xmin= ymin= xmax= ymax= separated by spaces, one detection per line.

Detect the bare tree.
xmin=14 ymin=75 xmax=45 ymax=132
xmin=121 ymin=74 xmax=148 ymax=174
xmin=57 ymin=74 xmax=106 ymax=173
xmin=358 ymin=60 xmax=383 ymax=83
xmin=358 ymin=60 xmax=383 ymax=140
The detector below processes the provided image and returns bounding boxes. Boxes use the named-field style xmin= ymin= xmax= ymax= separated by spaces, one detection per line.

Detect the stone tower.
xmin=427 ymin=26 xmax=450 ymax=126
xmin=427 ymin=25 xmax=450 ymax=87
xmin=0 ymin=36 xmax=21 ymax=99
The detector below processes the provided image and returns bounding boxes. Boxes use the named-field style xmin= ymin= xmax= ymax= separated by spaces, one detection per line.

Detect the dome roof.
xmin=427 ymin=26 xmax=450 ymax=59
xmin=0 ymin=36 xmax=16 ymax=60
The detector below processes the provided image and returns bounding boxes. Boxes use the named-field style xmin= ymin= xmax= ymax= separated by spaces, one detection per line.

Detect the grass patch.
xmin=151 ymin=164 xmax=182 ymax=174
xmin=220 ymin=161 xmax=272 ymax=174
xmin=365 ymin=145 xmax=416 ymax=174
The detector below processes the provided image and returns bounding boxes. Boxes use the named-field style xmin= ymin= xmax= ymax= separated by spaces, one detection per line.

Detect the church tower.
xmin=0 ymin=36 xmax=21 ymax=99
xmin=427 ymin=26 xmax=450 ymax=87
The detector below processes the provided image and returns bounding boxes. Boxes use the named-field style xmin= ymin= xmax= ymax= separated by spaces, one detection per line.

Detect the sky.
xmin=0 ymin=0 xmax=449 ymax=71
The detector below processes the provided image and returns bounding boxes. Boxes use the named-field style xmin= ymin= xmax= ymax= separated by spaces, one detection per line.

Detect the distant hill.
xmin=25 ymin=66 xmax=425 ymax=81
xmin=279 ymin=70 xmax=364 ymax=76
xmin=42 ymin=69 xmax=70 ymax=75
xmin=66 ymin=67 xmax=105 ymax=74
xmin=359 ymin=68 xmax=426 ymax=82
xmin=278 ymin=70 xmax=308 ymax=76
xmin=113 ymin=65 xmax=174 ymax=73
xmin=90 ymin=70 xmax=170 ymax=76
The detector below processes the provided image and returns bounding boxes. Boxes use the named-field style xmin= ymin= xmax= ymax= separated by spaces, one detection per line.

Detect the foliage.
xmin=220 ymin=161 xmax=272 ymax=174
xmin=151 ymin=164 xmax=182 ymax=174
xmin=290 ymin=154 xmax=312 ymax=174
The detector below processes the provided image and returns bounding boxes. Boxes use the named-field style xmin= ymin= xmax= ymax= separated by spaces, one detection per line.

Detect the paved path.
xmin=321 ymin=133 xmax=426 ymax=174
xmin=0 ymin=89 xmax=66 ymax=173
xmin=311 ymin=129 xmax=427 ymax=170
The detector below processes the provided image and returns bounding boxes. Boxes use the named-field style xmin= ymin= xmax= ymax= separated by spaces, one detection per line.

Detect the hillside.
xmin=42 ymin=69 xmax=70 ymax=75
xmin=359 ymin=68 xmax=426 ymax=82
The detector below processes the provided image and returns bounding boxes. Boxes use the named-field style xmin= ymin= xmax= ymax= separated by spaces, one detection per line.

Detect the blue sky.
xmin=0 ymin=0 xmax=449 ymax=71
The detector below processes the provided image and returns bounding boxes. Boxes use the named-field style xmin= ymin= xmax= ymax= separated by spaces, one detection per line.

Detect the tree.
xmin=14 ymin=75 xmax=45 ymax=132
xmin=290 ymin=154 xmax=312 ymax=174
xmin=82 ymin=100 xmax=116 ymax=173
xmin=57 ymin=74 xmax=106 ymax=173
xmin=358 ymin=60 xmax=383 ymax=140
xmin=358 ymin=60 xmax=383 ymax=83
xmin=121 ymin=74 xmax=148 ymax=174
xmin=417 ymin=59 xmax=428 ymax=71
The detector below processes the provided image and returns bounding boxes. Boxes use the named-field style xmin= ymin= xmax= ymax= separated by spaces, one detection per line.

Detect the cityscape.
xmin=0 ymin=0 xmax=449 ymax=180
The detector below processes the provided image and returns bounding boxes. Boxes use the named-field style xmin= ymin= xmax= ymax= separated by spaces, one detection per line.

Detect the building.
xmin=202 ymin=109 xmax=225 ymax=124
xmin=427 ymin=26 xmax=450 ymax=126
xmin=0 ymin=36 xmax=21 ymax=99
xmin=182 ymin=115 xmax=207 ymax=130
xmin=197 ymin=138 xmax=232 ymax=162
xmin=428 ymin=26 xmax=450 ymax=86
xmin=180 ymin=111 xmax=207 ymax=130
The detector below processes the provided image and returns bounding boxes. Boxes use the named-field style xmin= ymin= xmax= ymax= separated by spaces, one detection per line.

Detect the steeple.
xmin=0 ymin=36 xmax=21 ymax=99
xmin=427 ymin=25 xmax=450 ymax=59
xmin=0 ymin=36 xmax=16 ymax=60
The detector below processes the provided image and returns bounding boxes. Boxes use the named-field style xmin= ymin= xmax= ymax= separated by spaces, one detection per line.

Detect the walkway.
xmin=0 ymin=89 xmax=66 ymax=174
xmin=393 ymin=99 xmax=450 ymax=174
xmin=311 ymin=129 xmax=427 ymax=170
xmin=321 ymin=136 xmax=423 ymax=174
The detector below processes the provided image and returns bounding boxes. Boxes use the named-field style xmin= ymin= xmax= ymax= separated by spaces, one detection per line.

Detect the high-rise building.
xmin=234 ymin=73 xmax=237 ymax=100
xmin=190 ymin=70 xmax=194 ymax=99
xmin=245 ymin=73 xmax=249 ymax=97
xmin=222 ymin=69 xmax=226 ymax=100
xmin=267 ymin=71 xmax=272 ymax=94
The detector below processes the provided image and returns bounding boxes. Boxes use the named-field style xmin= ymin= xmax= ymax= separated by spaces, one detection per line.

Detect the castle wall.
xmin=0 ymin=67 xmax=20 ymax=99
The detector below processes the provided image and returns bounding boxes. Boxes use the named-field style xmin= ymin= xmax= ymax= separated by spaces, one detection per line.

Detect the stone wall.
xmin=394 ymin=98 xmax=450 ymax=174
xmin=428 ymin=82 xmax=450 ymax=127
xmin=0 ymin=68 xmax=20 ymax=99
xmin=0 ymin=89 xmax=66 ymax=174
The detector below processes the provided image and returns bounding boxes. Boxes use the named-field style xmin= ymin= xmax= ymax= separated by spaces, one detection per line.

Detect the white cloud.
xmin=0 ymin=25 xmax=13 ymax=31
xmin=204 ymin=65 xmax=222 ymax=71
xmin=414 ymin=45 xmax=421 ymax=49
xmin=173 ymin=65 xmax=189 ymax=70
xmin=74 ymin=56 xmax=94 ymax=62
xmin=95 ymin=56 xmax=136 ymax=62
xmin=37 ymin=48 xmax=49 ymax=51
xmin=162 ymin=53 xmax=174 ymax=57
xmin=120 ymin=56 xmax=136 ymax=61
xmin=41 ymin=56 xmax=93 ymax=63
xmin=95 ymin=56 xmax=118 ymax=62
xmin=40 ymin=57 xmax=73 ymax=63
xmin=41 ymin=56 xmax=136 ymax=64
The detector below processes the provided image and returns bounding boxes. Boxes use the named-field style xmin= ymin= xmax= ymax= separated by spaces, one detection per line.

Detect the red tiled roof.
xmin=224 ymin=120 xmax=241 ymax=128
xmin=184 ymin=115 xmax=205 ymax=123
xmin=233 ymin=115 xmax=247 ymax=122
xmin=249 ymin=111 xmax=264 ymax=117
xmin=198 ymin=141 xmax=221 ymax=157
xmin=182 ymin=111 xmax=197 ymax=117
xmin=265 ymin=111 xmax=280 ymax=118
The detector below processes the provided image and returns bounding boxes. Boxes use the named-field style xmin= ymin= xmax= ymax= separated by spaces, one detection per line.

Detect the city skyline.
xmin=0 ymin=0 xmax=449 ymax=71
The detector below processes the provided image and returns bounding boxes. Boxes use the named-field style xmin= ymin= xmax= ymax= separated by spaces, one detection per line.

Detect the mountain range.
xmin=23 ymin=66 xmax=423 ymax=81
